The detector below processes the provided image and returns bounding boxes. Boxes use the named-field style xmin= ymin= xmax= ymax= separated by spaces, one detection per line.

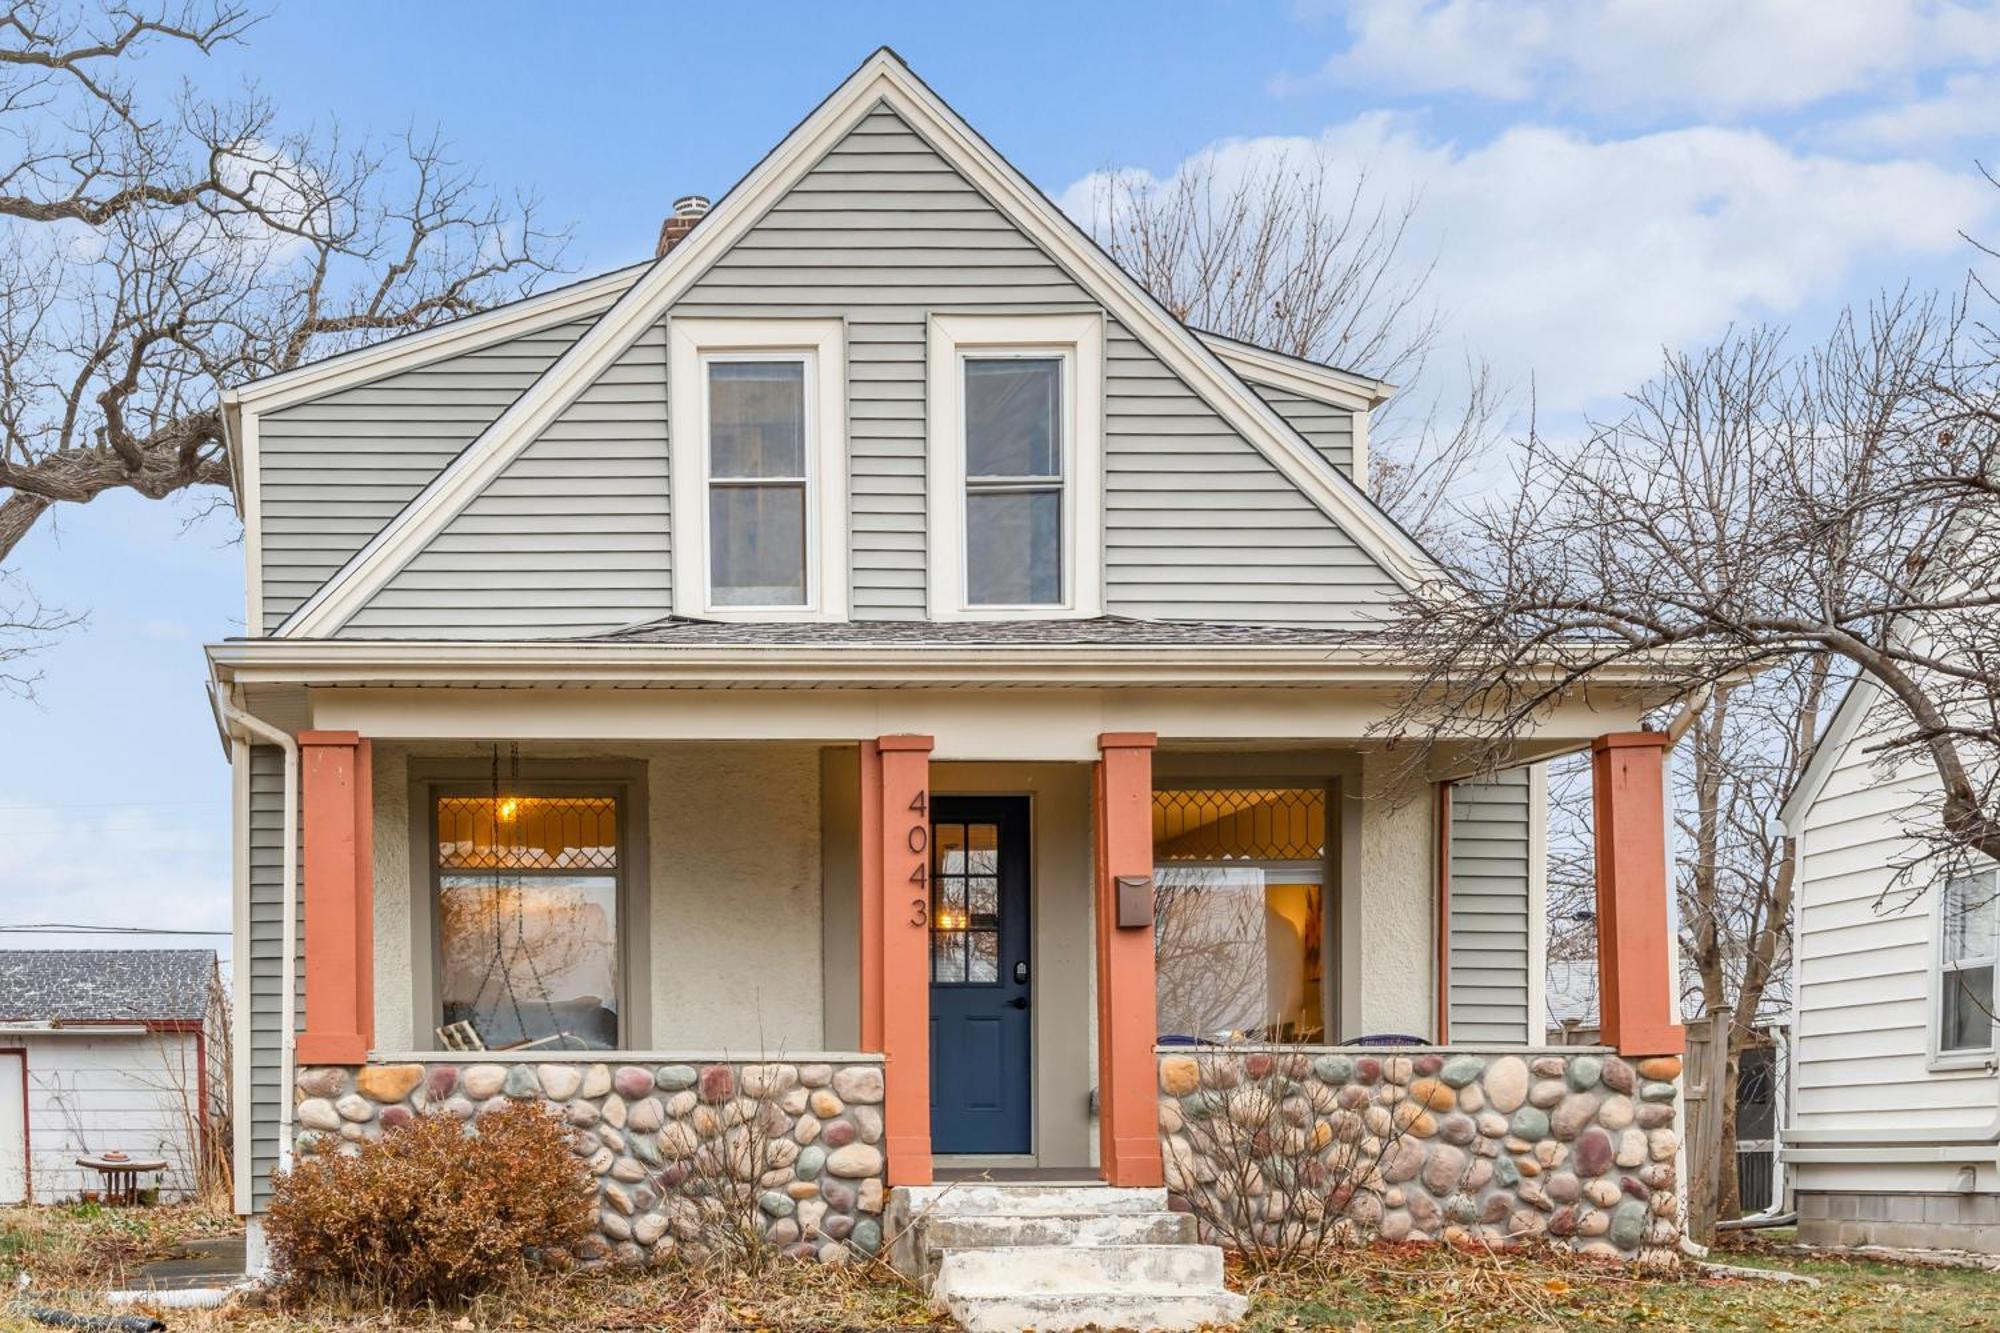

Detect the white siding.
xmin=1792 ymin=695 xmax=2000 ymax=1156
xmin=14 ymin=1033 xmax=205 ymax=1203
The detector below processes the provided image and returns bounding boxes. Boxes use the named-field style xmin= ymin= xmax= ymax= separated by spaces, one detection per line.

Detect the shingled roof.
xmin=0 ymin=950 xmax=217 ymax=1023
xmin=587 ymin=615 xmax=1371 ymax=648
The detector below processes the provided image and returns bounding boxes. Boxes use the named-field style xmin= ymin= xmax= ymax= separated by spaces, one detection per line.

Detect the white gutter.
xmin=214 ymin=687 xmax=301 ymax=1174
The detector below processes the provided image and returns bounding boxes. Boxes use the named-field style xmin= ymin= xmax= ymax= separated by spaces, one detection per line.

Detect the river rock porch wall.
xmin=293 ymin=1059 xmax=887 ymax=1266
xmin=1157 ymin=1048 xmax=1683 ymax=1262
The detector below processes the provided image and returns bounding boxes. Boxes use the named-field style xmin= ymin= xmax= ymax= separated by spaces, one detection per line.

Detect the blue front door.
xmin=929 ymin=796 xmax=1033 ymax=1155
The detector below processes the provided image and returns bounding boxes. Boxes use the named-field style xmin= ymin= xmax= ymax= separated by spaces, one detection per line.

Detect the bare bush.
xmin=1163 ymin=1050 xmax=1415 ymax=1270
xmin=265 ymin=1102 xmax=595 ymax=1306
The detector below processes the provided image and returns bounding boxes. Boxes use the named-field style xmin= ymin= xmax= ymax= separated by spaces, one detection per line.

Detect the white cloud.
xmin=0 ymin=804 xmax=229 ymax=956
xmin=1064 ymin=115 xmax=1996 ymax=414
xmin=1824 ymin=71 xmax=2000 ymax=151
xmin=1291 ymin=0 xmax=2000 ymax=119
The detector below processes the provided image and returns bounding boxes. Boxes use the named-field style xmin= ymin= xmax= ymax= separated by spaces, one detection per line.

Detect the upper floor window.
xmin=927 ymin=313 xmax=1102 ymax=620
xmin=1939 ymin=866 xmax=1998 ymax=1055
xmin=708 ymin=359 xmax=808 ymax=606
xmin=669 ymin=318 xmax=848 ymax=620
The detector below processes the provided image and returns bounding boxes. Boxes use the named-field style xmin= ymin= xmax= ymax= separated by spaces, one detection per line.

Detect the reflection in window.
xmin=1940 ymin=867 xmax=1998 ymax=1053
xmin=708 ymin=359 xmax=808 ymax=607
xmin=932 ymin=821 xmax=1001 ymax=984
xmin=436 ymin=795 xmax=620 ymax=1050
xmin=1153 ymin=788 xmax=1326 ymax=1044
xmin=964 ymin=357 xmax=1062 ymax=606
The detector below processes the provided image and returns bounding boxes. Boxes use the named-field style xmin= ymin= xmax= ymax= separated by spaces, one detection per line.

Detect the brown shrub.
xmin=265 ymin=1101 xmax=597 ymax=1306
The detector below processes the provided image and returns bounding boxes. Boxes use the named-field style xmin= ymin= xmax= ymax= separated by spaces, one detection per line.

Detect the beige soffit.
xmin=206 ymin=636 xmax=1707 ymax=694
xmin=269 ymin=47 xmax=1448 ymax=640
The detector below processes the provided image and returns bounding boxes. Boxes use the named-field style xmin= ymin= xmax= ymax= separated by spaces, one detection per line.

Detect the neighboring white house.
xmin=0 ymin=950 xmax=225 ymax=1205
xmin=1781 ymin=677 xmax=2000 ymax=1251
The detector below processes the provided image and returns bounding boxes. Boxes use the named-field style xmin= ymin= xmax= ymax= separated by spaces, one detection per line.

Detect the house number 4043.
xmin=907 ymin=789 xmax=929 ymax=926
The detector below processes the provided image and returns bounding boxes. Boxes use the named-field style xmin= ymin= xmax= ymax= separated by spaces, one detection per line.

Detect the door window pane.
xmin=710 ymin=483 xmax=806 ymax=605
xmin=435 ymin=795 xmax=620 ymax=1051
xmin=964 ymin=356 xmax=1062 ymax=607
xmin=932 ymin=821 xmax=1000 ymax=985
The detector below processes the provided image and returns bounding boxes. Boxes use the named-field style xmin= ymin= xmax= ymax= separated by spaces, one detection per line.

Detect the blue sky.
xmin=6 ymin=0 xmax=1999 ymax=958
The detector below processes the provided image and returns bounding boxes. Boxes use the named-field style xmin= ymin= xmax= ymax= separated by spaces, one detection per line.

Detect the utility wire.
xmin=0 ymin=924 xmax=231 ymax=936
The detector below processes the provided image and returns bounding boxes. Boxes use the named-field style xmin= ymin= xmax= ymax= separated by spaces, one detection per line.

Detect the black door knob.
xmin=1006 ymin=996 xmax=1030 ymax=1010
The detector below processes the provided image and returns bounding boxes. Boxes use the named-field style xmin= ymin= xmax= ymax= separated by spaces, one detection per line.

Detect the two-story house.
xmin=207 ymin=50 xmax=1689 ymax=1317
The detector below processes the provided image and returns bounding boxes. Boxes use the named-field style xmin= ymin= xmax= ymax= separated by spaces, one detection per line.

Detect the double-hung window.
xmin=669 ymin=318 xmax=848 ymax=619
xmin=1939 ymin=866 xmax=1998 ymax=1056
xmin=927 ymin=313 xmax=1102 ymax=619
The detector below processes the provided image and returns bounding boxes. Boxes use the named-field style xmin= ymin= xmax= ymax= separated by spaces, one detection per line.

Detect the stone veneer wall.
xmin=293 ymin=1058 xmax=887 ymax=1265
xmin=1157 ymin=1048 xmax=1683 ymax=1262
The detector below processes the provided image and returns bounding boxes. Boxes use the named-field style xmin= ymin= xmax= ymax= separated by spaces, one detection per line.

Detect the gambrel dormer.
xmin=224 ymin=49 xmax=1424 ymax=642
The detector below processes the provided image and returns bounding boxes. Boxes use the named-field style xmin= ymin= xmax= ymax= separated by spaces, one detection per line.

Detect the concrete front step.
xmin=939 ymin=1290 xmax=1251 ymax=1333
xmin=890 ymin=1184 xmax=1247 ymax=1331
xmin=896 ymin=1182 xmax=1170 ymax=1218
xmin=935 ymin=1243 xmax=1225 ymax=1295
xmin=918 ymin=1211 xmax=1197 ymax=1272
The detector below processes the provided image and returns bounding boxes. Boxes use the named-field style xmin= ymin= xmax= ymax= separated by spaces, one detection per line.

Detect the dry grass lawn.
xmin=5 ymin=1206 xmax=2000 ymax=1330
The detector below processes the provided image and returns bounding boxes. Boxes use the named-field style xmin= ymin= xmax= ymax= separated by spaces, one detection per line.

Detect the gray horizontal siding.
xmin=341 ymin=322 xmax=672 ymax=637
xmin=256 ymin=320 xmax=592 ymax=632
xmin=1448 ymin=767 xmax=1533 ymax=1043
xmin=1250 ymin=382 xmax=1355 ymax=479
xmin=679 ymin=101 xmax=1403 ymax=625
xmin=260 ymin=100 xmax=1407 ymax=636
xmin=247 ymin=745 xmax=300 ymax=1212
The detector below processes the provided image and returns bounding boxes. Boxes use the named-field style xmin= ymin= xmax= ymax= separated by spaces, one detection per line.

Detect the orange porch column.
xmin=1591 ymin=732 xmax=1685 ymax=1057
xmin=866 ymin=735 xmax=934 ymax=1186
xmin=1095 ymin=731 xmax=1164 ymax=1188
xmin=296 ymin=731 xmax=374 ymax=1066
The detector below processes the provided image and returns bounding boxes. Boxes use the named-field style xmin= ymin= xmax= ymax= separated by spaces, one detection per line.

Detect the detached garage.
xmin=0 ymin=950 xmax=224 ymax=1205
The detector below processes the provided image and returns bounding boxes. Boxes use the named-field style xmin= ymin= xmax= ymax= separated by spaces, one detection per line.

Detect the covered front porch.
xmin=253 ymin=681 xmax=1683 ymax=1204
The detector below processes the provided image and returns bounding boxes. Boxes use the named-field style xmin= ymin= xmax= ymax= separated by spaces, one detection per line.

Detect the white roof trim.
xmin=272 ymin=49 xmax=1446 ymax=639
xmin=1197 ymin=331 xmax=1394 ymax=412
xmin=226 ymin=263 xmax=645 ymax=414
xmin=1777 ymin=674 xmax=1877 ymax=835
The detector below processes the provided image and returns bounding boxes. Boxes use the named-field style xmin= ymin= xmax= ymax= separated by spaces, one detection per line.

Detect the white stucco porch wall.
xmin=1348 ymin=751 xmax=1436 ymax=1039
xmin=648 ymin=745 xmax=824 ymax=1049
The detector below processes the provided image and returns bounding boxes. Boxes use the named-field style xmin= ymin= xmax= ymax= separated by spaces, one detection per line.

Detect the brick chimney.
xmin=656 ymin=195 xmax=710 ymax=257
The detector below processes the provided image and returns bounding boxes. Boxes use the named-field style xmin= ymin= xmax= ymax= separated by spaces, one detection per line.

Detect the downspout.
xmin=213 ymin=685 xmax=301 ymax=1173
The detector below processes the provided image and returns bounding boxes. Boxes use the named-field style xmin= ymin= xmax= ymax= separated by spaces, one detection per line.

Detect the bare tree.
xmin=1079 ymin=148 xmax=1496 ymax=547
xmin=1394 ymin=293 xmax=2000 ymax=1217
xmin=1388 ymin=291 xmax=2000 ymax=872
xmin=0 ymin=0 xmax=567 ymax=664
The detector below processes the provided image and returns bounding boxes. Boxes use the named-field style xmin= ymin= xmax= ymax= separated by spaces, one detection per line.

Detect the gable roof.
xmin=0 ymin=949 xmax=217 ymax=1023
xmin=267 ymin=48 xmax=1445 ymax=640
xmin=1777 ymin=673 xmax=1877 ymax=836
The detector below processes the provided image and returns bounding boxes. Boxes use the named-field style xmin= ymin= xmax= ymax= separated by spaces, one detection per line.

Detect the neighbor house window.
xmin=1152 ymin=787 xmax=1327 ymax=1044
xmin=1939 ymin=867 xmax=1998 ymax=1054
xmin=926 ymin=313 xmax=1102 ymax=619
xmin=668 ymin=318 xmax=848 ymax=619
xmin=435 ymin=794 xmax=621 ymax=1050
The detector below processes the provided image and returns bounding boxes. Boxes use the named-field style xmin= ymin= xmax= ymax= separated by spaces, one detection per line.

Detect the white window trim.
xmin=926 ymin=312 xmax=1103 ymax=621
xmin=669 ymin=317 xmax=848 ymax=621
xmin=1930 ymin=863 xmax=1999 ymax=1071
